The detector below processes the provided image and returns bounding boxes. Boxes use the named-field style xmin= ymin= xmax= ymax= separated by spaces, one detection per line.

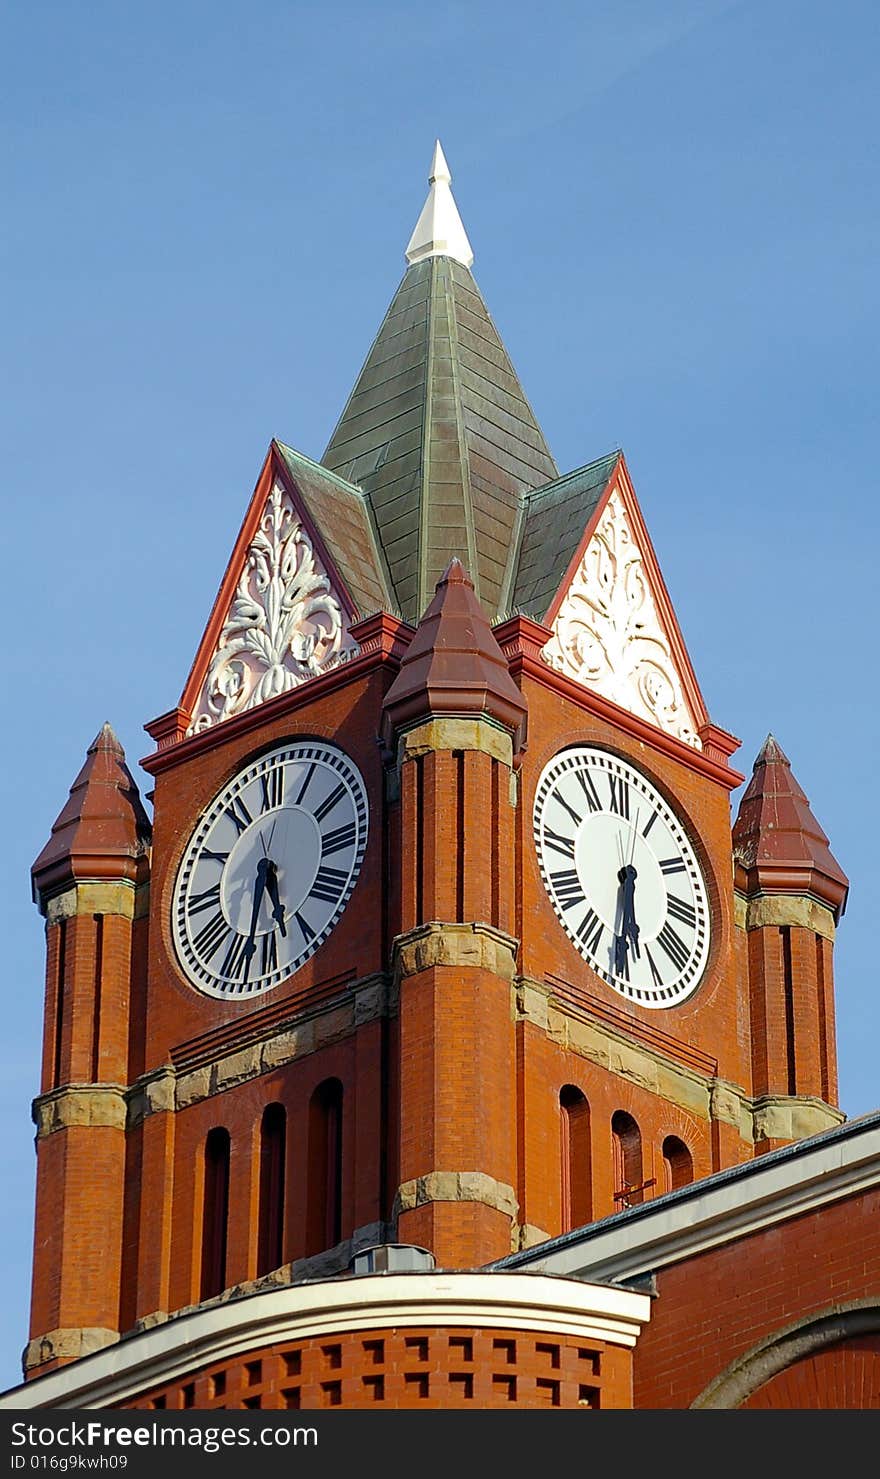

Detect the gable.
xmin=182 ymin=451 xmax=362 ymax=737
xmin=540 ymin=462 xmax=708 ymax=750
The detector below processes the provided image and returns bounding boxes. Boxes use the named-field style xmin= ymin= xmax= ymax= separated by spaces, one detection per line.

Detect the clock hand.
xmin=243 ymin=857 xmax=269 ymax=961
xmin=263 ymin=858 xmax=287 ymax=937
xmin=614 ymin=863 xmax=641 ymax=974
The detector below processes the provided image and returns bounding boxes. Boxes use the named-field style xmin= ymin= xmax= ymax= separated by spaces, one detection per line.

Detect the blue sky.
xmin=2 ymin=0 xmax=878 ymax=1390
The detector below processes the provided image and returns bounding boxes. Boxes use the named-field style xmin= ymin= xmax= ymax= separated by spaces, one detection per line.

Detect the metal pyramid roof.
xmin=320 ymin=254 xmax=558 ymax=624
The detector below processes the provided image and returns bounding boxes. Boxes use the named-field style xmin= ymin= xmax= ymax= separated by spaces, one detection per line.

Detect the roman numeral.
xmin=552 ymin=789 xmax=583 ymax=829
xmin=608 ymin=774 xmax=630 ymax=819
xmin=645 ymin=945 xmax=663 ymax=988
xmin=225 ymin=795 xmax=253 ymax=836
xmin=617 ymin=945 xmax=630 ymax=983
xmin=575 ymin=770 xmax=603 ymax=814
xmin=295 ymin=762 xmax=316 ymax=806
xmin=220 ymin=931 xmax=252 ymax=983
xmin=642 ymin=811 xmax=658 ymax=838
xmin=260 ymin=766 xmax=284 ymax=812
xmin=657 ymin=922 xmax=690 ymax=973
xmin=314 ymin=783 xmax=346 ymax=823
xmin=322 ymin=821 xmax=357 ymax=857
xmin=550 ymin=868 xmax=585 ymax=910
xmin=294 ymin=909 xmax=315 ymax=944
xmin=201 ymin=848 xmax=229 ymax=865
xmin=192 ymin=911 xmax=229 ymax=962
xmin=543 ymin=827 xmax=576 ymax=860
xmin=261 ymin=930 xmax=278 ymax=975
xmin=667 ymin=894 xmax=697 ymax=928
xmin=659 ymin=857 xmax=686 ymax=875
xmin=576 ymin=907 xmax=604 ymax=956
xmin=309 ymin=865 xmax=348 ymax=904
xmin=188 ymin=881 xmax=221 ymax=917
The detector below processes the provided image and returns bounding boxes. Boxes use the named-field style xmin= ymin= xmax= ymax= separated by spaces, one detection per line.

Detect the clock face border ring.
xmin=170 ymin=737 xmax=369 ymax=1000
xmin=532 ymin=742 xmax=714 ymax=1010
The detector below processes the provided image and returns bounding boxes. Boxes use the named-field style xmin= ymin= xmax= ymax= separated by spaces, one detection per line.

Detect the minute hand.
xmin=243 ymin=858 xmax=268 ymax=963
xmin=264 ymin=859 xmax=287 ymax=937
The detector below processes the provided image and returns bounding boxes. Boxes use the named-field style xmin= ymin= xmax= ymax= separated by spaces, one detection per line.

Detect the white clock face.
xmin=533 ymin=747 xmax=710 ymax=1008
xmin=173 ymin=740 xmax=369 ymax=999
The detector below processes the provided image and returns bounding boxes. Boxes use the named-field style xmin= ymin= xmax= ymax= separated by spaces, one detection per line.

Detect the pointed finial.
xmin=755 ymin=733 xmax=790 ymax=768
xmin=405 ymin=139 xmax=474 ymax=268
xmin=429 ymin=139 xmax=451 ymax=184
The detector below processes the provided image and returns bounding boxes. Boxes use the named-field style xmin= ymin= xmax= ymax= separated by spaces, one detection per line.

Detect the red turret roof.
xmin=32 ymin=723 xmax=152 ymax=906
xmin=381 ymin=559 xmax=527 ymax=750
xmin=732 ymin=734 xmax=848 ymax=919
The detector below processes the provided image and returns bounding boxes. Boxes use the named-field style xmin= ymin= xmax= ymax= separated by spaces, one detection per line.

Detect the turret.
xmin=382 ymin=560 xmax=527 ymax=1263
xmin=27 ymin=724 xmax=151 ymax=1376
xmin=733 ymin=735 xmax=847 ymax=1150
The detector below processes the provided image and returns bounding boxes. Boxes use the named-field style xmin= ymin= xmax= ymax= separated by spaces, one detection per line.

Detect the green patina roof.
xmin=510 ymin=452 xmax=621 ymax=621
xmin=320 ymin=257 xmax=558 ymax=624
xmin=275 ymin=443 xmax=394 ymax=618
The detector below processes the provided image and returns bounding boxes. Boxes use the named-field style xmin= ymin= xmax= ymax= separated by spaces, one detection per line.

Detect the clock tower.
xmin=18 ymin=142 xmax=848 ymax=1408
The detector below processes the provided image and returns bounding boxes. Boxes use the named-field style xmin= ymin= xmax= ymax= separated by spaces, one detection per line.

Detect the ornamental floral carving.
xmin=541 ymin=491 xmax=702 ymax=749
xmin=187 ymin=482 xmax=359 ymax=734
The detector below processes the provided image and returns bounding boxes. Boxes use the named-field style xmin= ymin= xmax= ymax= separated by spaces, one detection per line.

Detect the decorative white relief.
xmin=541 ymin=490 xmax=702 ymax=749
xmin=187 ymin=482 xmax=359 ymax=734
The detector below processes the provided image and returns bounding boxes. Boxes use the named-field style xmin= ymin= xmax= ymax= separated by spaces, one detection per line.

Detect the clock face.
xmin=173 ymin=740 xmax=369 ymax=999
xmin=533 ymin=746 xmax=710 ymax=1008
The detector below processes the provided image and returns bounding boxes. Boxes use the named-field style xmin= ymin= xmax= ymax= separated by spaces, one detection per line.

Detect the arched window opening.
xmin=662 ymin=1135 xmax=693 ymax=1192
xmin=611 ymin=1111 xmax=647 ymax=1209
xmin=257 ymin=1103 xmax=287 ymax=1276
xmin=307 ymin=1078 xmax=343 ymax=1256
xmin=560 ymin=1086 xmax=592 ymax=1232
xmin=201 ymin=1127 xmax=230 ymax=1301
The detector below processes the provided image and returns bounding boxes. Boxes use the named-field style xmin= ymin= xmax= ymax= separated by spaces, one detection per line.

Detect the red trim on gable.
xmin=615 ymin=455 xmax=711 ymax=736
xmin=542 ymin=456 xmax=620 ymax=629
xmin=269 ymin=441 xmax=360 ymax=625
xmin=539 ymin=453 xmax=712 ymax=741
xmin=493 ymin=615 xmax=743 ymax=792
xmin=175 ymin=443 xmax=364 ymax=727
xmin=177 ymin=445 xmax=277 ymax=720
xmin=141 ymin=612 xmax=414 ymax=777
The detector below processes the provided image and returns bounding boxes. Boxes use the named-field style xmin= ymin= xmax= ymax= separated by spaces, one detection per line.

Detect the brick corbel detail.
xmin=392 ymin=1171 xmax=518 ymax=1224
xmin=24 ymin=1327 xmax=119 ymax=1374
xmin=392 ymin=922 xmax=519 ymax=983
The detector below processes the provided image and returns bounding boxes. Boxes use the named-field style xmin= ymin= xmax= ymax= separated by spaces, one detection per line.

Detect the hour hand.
xmin=264 ymin=859 xmax=287 ymax=937
xmin=243 ymin=858 xmax=268 ymax=960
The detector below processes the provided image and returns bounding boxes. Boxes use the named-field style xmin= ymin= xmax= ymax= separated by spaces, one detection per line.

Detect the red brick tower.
xmin=733 ymin=735 xmax=848 ymax=1150
xmin=11 ymin=143 xmax=849 ymax=1410
xmin=29 ymin=724 xmax=151 ymax=1372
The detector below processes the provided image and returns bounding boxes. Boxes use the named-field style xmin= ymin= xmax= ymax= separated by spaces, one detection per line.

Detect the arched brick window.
xmin=257 ymin=1103 xmax=287 ymax=1276
xmin=662 ymin=1134 xmax=693 ymax=1192
xmin=200 ymin=1127 xmax=230 ymax=1301
xmin=611 ymin=1111 xmax=644 ymax=1208
xmin=307 ymin=1078 xmax=343 ymax=1256
xmin=560 ymin=1086 xmax=592 ymax=1231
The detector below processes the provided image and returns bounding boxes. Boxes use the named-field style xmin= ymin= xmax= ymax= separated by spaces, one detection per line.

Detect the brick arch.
xmin=692 ymin=1302 xmax=880 ymax=1409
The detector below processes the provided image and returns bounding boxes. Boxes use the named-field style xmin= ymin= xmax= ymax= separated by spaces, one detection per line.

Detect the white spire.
xmin=405 ymin=140 xmax=474 ymax=268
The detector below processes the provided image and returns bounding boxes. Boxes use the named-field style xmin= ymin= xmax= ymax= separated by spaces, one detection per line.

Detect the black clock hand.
xmin=243 ymin=857 xmax=269 ymax=961
xmin=614 ymin=864 xmax=640 ymax=974
xmin=263 ymin=858 xmax=287 ymax=937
